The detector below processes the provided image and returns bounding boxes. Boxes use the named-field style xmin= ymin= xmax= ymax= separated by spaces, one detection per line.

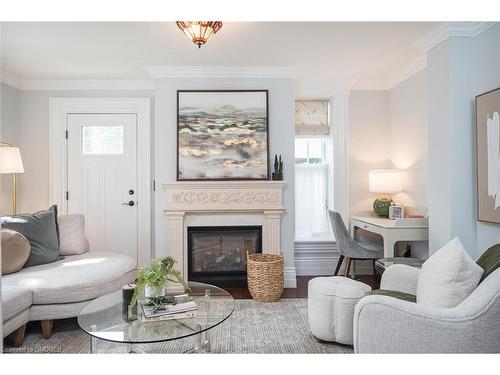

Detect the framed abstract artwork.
xmin=177 ymin=90 xmax=269 ymax=181
xmin=476 ymin=87 xmax=500 ymax=224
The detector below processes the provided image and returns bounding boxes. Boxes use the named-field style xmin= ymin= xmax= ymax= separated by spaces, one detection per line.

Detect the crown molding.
xmin=352 ymin=55 xmax=427 ymax=91
xmin=17 ymin=79 xmax=154 ymax=91
xmin=147 ymin=66 xmax=299 ymax=79
xmin=413 ymin=22 xmax=497 ymax=52
xmin=1 ymin=74 xmax=155 ymax=91
xmin=1 ymin=70 xmax=22 ymax=89
xmin=384 ymin=56 xmax=427 ymax=90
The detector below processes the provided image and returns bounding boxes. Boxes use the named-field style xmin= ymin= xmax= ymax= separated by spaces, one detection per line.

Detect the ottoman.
xmin=308 ymin=276 xmax=371 ymax=345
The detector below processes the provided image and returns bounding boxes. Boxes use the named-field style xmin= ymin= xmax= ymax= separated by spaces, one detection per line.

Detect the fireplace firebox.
xmin=187 ymin=226 xmax=262 ymax=287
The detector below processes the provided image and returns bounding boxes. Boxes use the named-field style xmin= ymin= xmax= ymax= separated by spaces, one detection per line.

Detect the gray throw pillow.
xmin=1 ymin=205 xmax=61 ymax=267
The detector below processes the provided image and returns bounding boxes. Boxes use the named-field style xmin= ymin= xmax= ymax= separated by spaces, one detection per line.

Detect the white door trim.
xmin=49 ymin=98 xmax=151 ymax=265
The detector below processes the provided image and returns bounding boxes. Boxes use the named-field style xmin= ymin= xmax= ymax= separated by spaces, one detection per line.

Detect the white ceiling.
xmin=0 ymin=22 xmax=438 ymax=89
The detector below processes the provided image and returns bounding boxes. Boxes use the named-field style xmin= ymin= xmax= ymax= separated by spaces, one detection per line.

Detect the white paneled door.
xmin=67 ymin=113 xmax=138 ymax=265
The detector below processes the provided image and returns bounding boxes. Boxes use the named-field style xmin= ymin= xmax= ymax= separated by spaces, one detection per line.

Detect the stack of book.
xmin=139 ymin=294 xmax=197 ymax=322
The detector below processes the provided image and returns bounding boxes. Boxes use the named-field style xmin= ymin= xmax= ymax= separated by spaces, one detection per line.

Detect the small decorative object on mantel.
xmin=272 ymin=154 xmax=283 ymax=180
xmin=129 ymin=257 xmax=189 ymax=310
xmin=388 ymin=205 xmax=405 ymax=220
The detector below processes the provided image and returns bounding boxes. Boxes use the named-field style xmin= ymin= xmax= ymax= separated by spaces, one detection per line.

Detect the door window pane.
xmin=82 ymin=126 xmax=123 ymax=155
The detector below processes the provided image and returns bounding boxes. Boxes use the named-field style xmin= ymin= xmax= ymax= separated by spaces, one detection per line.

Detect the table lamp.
xmin=368 ymin=169 xmax=402 ymax=217
xmin=0 ymin=142 xmax=25 ymax=214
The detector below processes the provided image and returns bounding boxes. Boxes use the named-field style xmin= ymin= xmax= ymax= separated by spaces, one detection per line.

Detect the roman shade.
xmin=295 ymin=100 xmax=330 ymax=135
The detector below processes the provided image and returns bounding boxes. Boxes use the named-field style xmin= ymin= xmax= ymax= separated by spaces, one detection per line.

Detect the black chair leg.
xmin=334 ymin=255 xmax=344 ymax=276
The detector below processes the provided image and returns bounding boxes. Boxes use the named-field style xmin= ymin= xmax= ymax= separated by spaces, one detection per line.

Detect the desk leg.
xmin=384 ymin=237 xmax=397 ymax=258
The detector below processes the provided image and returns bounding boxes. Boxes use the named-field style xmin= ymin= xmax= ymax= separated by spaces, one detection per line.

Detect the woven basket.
xmin=247 ymin=252 xmax=284 ymax=302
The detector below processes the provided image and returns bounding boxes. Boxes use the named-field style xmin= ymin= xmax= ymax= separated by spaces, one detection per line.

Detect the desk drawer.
xmin=352 ymin=220 xmax=382 ymax=235
xmin=358 ymin=222 xmax=376 ymax=232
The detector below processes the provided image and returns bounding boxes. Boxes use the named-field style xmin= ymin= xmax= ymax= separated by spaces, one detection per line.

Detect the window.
xmin=295 ymin=136 xmax=330 ymax=239
xmin=82 ymin=125 xmax=123 ymax=155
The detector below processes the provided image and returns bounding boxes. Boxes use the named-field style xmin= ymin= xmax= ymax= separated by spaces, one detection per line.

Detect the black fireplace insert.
xmin=187 ymin=226 xmax=262 ymax=287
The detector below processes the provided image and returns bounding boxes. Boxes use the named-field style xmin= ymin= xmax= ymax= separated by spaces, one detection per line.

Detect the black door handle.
xmin=122 ymin=201 xmax=135 ymax=206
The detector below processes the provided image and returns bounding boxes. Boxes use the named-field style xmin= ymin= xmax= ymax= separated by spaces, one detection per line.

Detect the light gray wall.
xmin=350 ymin=72 xmax=430 ymax=259
xmin=349 ymin=91 xmax=390 ymax=215
xmin=388 ymin=69 xmax=429 ymax=259
xmin=16 ymin=89 xmax=154 ymax=214
xmin=153 ymin=78 xmax=295 ymax=269
xmin=472 ymin=24 xmax=500 ymax=255
xmin=427 ymin=23 xmax=500 ymax=257
xmin=388 ymin=69 xmax=428 ymax=210
xmin=0 ymin=83 xmax=21 ymax=215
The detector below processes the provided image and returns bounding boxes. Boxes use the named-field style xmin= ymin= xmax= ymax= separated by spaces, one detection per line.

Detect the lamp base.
xmin=373 ymin=195 xmax=393 ymax=217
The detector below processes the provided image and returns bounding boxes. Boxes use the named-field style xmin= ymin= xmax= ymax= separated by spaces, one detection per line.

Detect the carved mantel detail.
xmin=162 ymin=181 xmax=286 ymax=278
xmin=163 ymin=181 xmax=285 ymax=212
xmin=171 ymin=191 xmax=279 ymax=205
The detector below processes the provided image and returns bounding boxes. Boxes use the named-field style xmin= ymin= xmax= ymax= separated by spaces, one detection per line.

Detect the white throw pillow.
xmin=58 ymin=214 xmax=89 ymax=255
xmin=416 ymin=237 xmax=483 ymax=308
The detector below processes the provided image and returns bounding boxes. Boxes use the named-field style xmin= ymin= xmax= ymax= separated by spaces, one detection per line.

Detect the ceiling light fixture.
xmin=176 ymin=21 xmax=223 ymax=48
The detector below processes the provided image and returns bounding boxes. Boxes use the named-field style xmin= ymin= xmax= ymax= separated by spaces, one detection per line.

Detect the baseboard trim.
xmin=294 ymin=241 xmax=374 ymax=276
xmin=284 ymin=266 xmax=297 ymax=288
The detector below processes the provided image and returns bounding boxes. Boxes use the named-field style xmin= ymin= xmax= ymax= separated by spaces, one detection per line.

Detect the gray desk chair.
xmin=329 ymin=211 xmax=384 ymax=276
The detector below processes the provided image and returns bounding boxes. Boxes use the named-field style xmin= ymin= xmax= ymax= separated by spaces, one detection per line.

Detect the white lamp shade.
xmin=369 ymin=169 xmax=402 ymax=193
xmin=0 ymin=147 xmax=24 ymax=174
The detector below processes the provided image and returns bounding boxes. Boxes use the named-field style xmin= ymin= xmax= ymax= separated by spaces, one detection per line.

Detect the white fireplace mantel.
xmin=162 ymin=181 xmax=286 ymax=278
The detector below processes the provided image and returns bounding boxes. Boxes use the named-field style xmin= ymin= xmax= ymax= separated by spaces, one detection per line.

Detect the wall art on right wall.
xmin=476 ymin=87 xmax=500 ymax=224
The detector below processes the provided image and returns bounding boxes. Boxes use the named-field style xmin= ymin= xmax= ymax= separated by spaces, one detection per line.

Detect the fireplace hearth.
xmin=187 ymin=226 xmax=262 ymax=287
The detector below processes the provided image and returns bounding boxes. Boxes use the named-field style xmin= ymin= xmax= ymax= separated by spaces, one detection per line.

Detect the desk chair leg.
xmin=344 ymin=257 xmax=352 ymax=277
xmin=334 ymin=255 xmax=344 ymax=276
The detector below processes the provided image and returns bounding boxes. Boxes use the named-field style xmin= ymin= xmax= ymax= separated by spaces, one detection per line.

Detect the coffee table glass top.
xmin=77 ymin=282 xmax=234 ymax=344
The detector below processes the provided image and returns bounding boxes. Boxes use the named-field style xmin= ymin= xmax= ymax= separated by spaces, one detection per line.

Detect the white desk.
xmin=350 ymin=216 xmax=429 ymax=258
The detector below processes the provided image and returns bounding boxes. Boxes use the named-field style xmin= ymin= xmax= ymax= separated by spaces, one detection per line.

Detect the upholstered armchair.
xmin=353 ymin=261 xmax=500 ymax=353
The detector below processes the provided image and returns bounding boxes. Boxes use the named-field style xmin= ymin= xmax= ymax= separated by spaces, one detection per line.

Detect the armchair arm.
xmin=353 ymin=293 xmax=500 ymax=353
xmin=380 ymin=264 xmax=420 ymax=295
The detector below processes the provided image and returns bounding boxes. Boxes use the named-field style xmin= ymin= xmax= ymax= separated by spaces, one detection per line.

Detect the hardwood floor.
xmin=226 ymin=275 xmax=380 ymax=299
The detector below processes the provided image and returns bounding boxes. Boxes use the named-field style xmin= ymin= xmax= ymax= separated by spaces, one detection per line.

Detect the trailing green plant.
xmin=129 ymin=257 xmax=189 ymax=308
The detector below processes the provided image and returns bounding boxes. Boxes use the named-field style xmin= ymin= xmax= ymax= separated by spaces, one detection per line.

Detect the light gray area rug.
xmin=7 ymin=299 xmax=352 ymax=354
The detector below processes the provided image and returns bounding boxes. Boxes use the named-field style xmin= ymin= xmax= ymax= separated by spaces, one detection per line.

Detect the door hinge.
xmin=65 ymin=130 xmax=68 ymax=139
xmin=153 ymin=180 xmax=156 ymax=191
xmin=65 ymin=191 xmax=69 ymax=200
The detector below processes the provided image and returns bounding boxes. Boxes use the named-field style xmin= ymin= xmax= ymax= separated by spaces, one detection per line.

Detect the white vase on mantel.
xmin=145 ymin=284 xmax=166 ymax=298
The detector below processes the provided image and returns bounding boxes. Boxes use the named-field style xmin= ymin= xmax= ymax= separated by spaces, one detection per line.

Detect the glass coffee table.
xmin=77 ymin=282 xmax=234 ymax=353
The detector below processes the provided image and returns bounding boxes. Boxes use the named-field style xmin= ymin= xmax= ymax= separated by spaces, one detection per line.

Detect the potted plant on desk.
xmin=129 ymin=257 xmax=188 ymax=309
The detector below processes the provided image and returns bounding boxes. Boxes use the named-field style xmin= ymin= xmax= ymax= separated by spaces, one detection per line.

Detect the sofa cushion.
xmin=58 ymin=214 xmax=89 ymax=256
xmin=1 ymin=205 xmax=61 ymax=268
xmin=417 ymin=237 xmax=484 ymax=308
xmin=1 ymin=229 xmax=31 ymax=275
xmin=367 ymin=289 xmax=417 ymax=303
xmin=1 ymin=286 xmax=32 ymax=322
xmin=1 ymin=252 xmax=136 ymax=304
xmin=476 ymin=244 xmax=500 ymax=283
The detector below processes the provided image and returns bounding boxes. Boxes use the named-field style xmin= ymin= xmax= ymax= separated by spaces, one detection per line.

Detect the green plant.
xmin=129 ymin=257 xmax=188 ymax=308
xmin=273 ymin=154 xmax=283 ymax=175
